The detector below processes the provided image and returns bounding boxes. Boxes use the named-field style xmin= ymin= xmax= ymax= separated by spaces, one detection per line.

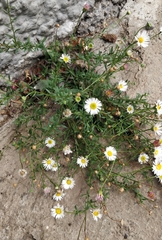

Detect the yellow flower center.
xmin=157 ymin=105 xmax=161 ymax=110
xmin=119 ymin=84 xmax=123 ymax=89
xmin=48 ymin=140 xmax=53 ymax=144
xmin=107 ymin=151 xmax=113 ymax=156
xmin=47 ymin=159 xmax=52 ymax=165
xmin=90 ymin=102 xmax=97 ymax=110
xmin=154 ymin=149 xmax=158 ymax=155
xmin=81 ymin=158 xmax=86 ymax=164
xmin=56 ymin=191 xmax=61 ymax=197
xmin=156 ymin=163 xmax=162 ymax=170
xmin=52 ymin=163 xmax=57 ymax=168
xmin=128 ymin=107 xmax=132 ymax=112
xmin=63 ymin=56 xmax=69 ymax=63
xmin=56 ymin=208 xmax=62 ymax=215
xmin=93 ymin=211 xmax=99 ymax=216
xmin=154 ymin=126 xmax=158 ymax=131
xmin=138 ymin=37 xmax=144 ymax=43
xmin=66 ymin=179 xmax=72 ymax=185
xmin=141 ymin=156 xmax=146 ymax=162
xmin=160 ymin=139 xmax=162 ymax=145
xmin=159 ymin=175 xmax=162 ymax=179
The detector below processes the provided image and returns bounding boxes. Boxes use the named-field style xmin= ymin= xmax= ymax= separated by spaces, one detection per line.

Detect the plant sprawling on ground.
xmin=1 ymin=1 xmax=162 ymax=230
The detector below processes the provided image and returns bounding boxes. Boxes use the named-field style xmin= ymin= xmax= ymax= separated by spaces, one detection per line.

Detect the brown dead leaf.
xmin=102 ymin=34 xmax=117 ymax=43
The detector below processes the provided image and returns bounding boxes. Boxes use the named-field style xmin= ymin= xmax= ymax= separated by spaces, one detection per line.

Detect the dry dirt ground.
xmin=0 ymin=0 xmax=162 ymax=240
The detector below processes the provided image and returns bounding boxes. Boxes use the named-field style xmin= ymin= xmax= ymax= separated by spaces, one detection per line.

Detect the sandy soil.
xmin=0 ymin=0 xmax=162 ymax=239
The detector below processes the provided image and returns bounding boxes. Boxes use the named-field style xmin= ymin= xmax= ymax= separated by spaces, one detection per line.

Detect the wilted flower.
xmin=95 ymin=191 xmax=103 ymax=202
xmin=44 ymin=187 xmax=51 ymax=196
xmin=18 ymin=169 xmax=27 ymax=178
xmin=83 ymin=2 xmax=90 ymax=11
xmin=135 ymin=30 xmax=150 ymax=48
xmin=153 ymin=140 xmax=160 ymax=147
xmin=63 ymin=145 xmax=72 ymax=155
xmin=115 ymin=38 xmax=125 ymax=48
xmin=123 ymin=64 xmax=129 ymax=70
xmin=147 ymin=191 xmax=155 ymax=200
xmin=63 ymin=109 xmax=72 ymax=117
xmin=159 ymin=136 xmax=162 ymax=146
xmin=105 ymin=89 xmax=114 ymax=97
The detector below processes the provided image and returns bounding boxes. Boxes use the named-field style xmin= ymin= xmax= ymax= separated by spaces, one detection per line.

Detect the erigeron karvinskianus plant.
xmin=2 ymin=1 xmax=162 ymax=227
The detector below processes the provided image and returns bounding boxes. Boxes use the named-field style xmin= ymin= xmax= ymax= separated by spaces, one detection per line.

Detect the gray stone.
xmin=0 ymin=0 xmax=128 ymax=78
xmin=0 ymin=25 xmax=8 ymax=36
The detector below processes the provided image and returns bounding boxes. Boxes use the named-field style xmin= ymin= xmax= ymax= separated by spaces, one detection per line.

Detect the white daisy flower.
xmin=154 ymin=146 xmax=162 ymax=159
xmin=42 ymin=158 xmax=55 ymax=171
xmin=53 ymin=190 xmax=65 ymax=201
xmin=18 ymin=169 xmax=27 ymax=178
xmin=77 ymin=156 xmax=89 ymax=168
xmin=62 ymin=177 xmax=75 ymax=189
xmin=138 ymin=153 xmax=149 ymax=164
xmin=104 ymin=146 xmax=117 ymax=161
xmin=63 ymin=109 xmax=72 ymax=117
xmin=91 ymin=208 xmax=102 ymax=221
xmin=51 ymin=204 xmax=64 ymax=219
xmin=60 ymin=54 xmax=71 ymax=63
xmin=157 ymin=175 xmax=162 ymax=183
xmin=127 ymin=105 xmax=134 ymax=114
xmin=152 ymin=158 xmax=162 ymax=176
xmin=135 ymin=30 xmax=150 ymax=48
xmin=84 ymin=98 xmax=102 ymax=115
xmin=153 ymin=123 xmax=162 ymax=136
xmin=51 ymin=161 xmax=59 ymax=172
xmin=45 ymin=137 xmax=56 ymax=148
xmin=63 ymin=145 xmax=72 ymax=155
xmin=156 ymin=100 xmax=162 ymax=116
xmin=117 ymin=80 xmax=128 ymax=92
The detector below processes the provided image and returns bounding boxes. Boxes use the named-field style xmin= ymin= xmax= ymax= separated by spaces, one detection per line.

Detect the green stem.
xmin=101 ymin=160 xmax=116 ymax=190
xmin=6 ymin=0 xmax=18 ymax=45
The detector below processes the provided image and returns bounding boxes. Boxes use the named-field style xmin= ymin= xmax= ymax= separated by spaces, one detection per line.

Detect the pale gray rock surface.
xmin=0 ymin=0 xmax=126 ymax=80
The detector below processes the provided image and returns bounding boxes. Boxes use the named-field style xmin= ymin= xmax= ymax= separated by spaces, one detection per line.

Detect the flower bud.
xmin=77 ymin=134 xmax=82 ymax=139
